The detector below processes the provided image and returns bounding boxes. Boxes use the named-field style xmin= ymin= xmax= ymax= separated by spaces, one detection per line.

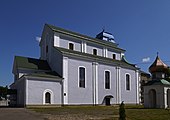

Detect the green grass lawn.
xmin=29 ymin=105 xmax=170 ymax=120
xmin=125 ymin=105 xmax=170 ymax=120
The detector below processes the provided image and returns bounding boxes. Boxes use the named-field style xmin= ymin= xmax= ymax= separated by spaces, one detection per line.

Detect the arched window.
xmin=43 ymin=89 xmax=53 ymax=104
xmin=79 ymin=67 xmax=85 ymax=88
xmin=105 ymin=71 xmax=110 ymax=89
xmin=126 ymin=74 xmax=130 ymax=90
xmin=45 ymin=92 xmax=51 ymax=104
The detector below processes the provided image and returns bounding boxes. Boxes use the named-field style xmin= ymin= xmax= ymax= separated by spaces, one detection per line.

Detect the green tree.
xmin=0 ymin=86 xmax=8 ymax=100
xmin=119 ymin=101 xmax=126 ymax=120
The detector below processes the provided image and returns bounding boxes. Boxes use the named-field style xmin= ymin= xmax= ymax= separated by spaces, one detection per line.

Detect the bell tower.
xmin=149 ymin=54 xmax=169 ymax=80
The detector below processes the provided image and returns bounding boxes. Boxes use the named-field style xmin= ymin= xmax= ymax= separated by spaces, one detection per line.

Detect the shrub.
xmin=119 ymin=101 xmax=126 ymax=120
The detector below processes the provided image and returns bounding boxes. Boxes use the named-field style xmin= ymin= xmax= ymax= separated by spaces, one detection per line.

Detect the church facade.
xmin=10 ymin=24 xmax=140 ymax=106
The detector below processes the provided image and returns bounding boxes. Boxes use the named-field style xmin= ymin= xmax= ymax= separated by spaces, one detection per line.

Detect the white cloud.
xmin=36 ymin=37 xmax=41 ymax=42
xmin=142 ymin=57 xmax=150 ymax=63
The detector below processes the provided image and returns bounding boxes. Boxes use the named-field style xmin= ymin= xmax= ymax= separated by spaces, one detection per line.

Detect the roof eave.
xmin=54 ymin=47 xmax=138 ymax=70
xmin=24 ymin=75 xmax=63 ymax=81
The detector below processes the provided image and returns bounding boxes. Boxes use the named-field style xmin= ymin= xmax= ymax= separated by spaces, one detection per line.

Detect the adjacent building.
xmin=144 ymin=55 xmax=170 ymax=108
xmin=140 ymin=71 xmax=151 ymax=104
xmin=10 ymin=24 xmax=140 ymax=106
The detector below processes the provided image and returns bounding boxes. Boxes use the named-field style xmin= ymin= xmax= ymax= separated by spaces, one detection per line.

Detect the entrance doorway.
xmin=104 ymin=95 xmax=113 ymax=106
xmin=105 ymin=98 xmax=110 ymax=105
xmin=167 ymin=89 xmax=170 ymax=108
xmin=149 ymin=89 xmax=156 ymax=108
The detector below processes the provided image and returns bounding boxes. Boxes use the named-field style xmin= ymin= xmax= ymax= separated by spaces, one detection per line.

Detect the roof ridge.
xmin=15 ymin=55 xmax=43 ymax=61
xmin=46 ymin=24 xmax=125 ymax=51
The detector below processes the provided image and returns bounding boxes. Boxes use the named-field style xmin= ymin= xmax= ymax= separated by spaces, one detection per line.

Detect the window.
xmin=46 ymin=45 xmax=48 ymax=53
xmin=126 ymin=74 xmax=130 ymax=90
xmin=93 ymin=49 xmax=97 ymax=55
xmin=45 ymin=92 xmax=51 ymax=104
xmin=43 ymin=89 xmax=53 ymax=104
xmin=69 ymin=43 xmax=74 ymax=50
xmin=113 ymin=54 xmax=116 ymax=59
xmin=105 ymin=71 xmax=110 ymax=89
xmin=79 ymin=67 xmax=85 ymax=88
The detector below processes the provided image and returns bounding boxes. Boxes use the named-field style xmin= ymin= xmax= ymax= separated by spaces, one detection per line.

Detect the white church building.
xmin=10 ymin=24 xmax=140 ymax=106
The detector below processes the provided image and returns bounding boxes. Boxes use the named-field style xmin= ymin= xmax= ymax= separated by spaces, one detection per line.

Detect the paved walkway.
xmin=0 ymin=108 xmax=44 ymax=120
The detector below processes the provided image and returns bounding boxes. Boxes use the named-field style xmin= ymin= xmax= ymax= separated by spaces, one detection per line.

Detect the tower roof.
xmin=149 ymin=55 xmax=168 ymax=73
xmin=145 ymin=79 xmax=170 ymax=86
xmin=96 ymin=30 xmax=116 ymax=43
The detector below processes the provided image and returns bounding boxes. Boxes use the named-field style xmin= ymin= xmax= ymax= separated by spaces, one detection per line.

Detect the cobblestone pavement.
xmin=0 ymin=108 xmax=44 ymax=120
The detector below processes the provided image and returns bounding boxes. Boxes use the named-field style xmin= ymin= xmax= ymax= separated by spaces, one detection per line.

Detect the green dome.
xmin=160 ymin=79 xmax=170 ymax=85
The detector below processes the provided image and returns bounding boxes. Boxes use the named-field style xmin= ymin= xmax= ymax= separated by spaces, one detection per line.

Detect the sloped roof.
xmin=149 ymin=55 xmax=168 ymax=73
xmin=121 ymin=56 xmax=136 ymax=67
xmin=46 ymin=24 xmax=125 ymax=52
xmin=140 ymin=70 xmax=151 ymax=78
xmin=24 ymin=71 xmax=62 ymax=80
xmin=145 ymin=79 xmax=170 ymax=86
xmin=14 ymin=56 xmax=62 ymax=79
xmin=14 ymin=56 xmax=51 ymax=71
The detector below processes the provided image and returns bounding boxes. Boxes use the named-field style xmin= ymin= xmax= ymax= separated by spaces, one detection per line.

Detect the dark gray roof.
xmin=25 ymin=71 xmax=62 ymax=80
xmin=15 ymin=56 xmax=51 ymax=71
xmin=46 ymin=24 xmax=125 ymax=52
xmin=14 ymin=56 xmax=62 ymax=79
xmin=140 ymin=70 xmax=151 ymax=77
xmin=145 ymin=79 xmax=170 ymax=86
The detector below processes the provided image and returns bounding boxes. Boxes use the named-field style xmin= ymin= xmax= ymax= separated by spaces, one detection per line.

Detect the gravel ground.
xmin=0 ymin=108 xmax=44 ymax=120
xmin=29 ymin=106 xmax=119 ymax=120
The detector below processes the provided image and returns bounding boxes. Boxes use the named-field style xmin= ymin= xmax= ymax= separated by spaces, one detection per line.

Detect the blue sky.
xmin=1 ymin=0 xmax=170 ymax=86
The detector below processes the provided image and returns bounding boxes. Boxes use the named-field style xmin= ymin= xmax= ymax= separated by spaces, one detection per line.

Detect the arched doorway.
xmin=149 ymin=89 xmax=156 ymax=108
xmin=45 ymin=92 xmax=51 ymax=104
xmin=167 ymin=89 xmax=170 ymax=108
xmin=104 ymin=95 xmax=113 ymax=106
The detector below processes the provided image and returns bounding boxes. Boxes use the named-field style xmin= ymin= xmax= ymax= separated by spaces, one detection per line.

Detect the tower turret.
xmin=149 ymin=54 xmax=169 ymax=79
xmin=96 ymin=30 xmax=115 ymax=43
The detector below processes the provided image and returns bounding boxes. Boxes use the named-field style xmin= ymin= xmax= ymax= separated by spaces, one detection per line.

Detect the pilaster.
xmin=116 ymin=66 xmax=121 ymax=104
xmin=63 ymin=57 xmax=68 ymax=104
xmin=92 ymin=62 xmax=98 ymax=105
xmin=136 ymin=70 xmax=140 ymax=104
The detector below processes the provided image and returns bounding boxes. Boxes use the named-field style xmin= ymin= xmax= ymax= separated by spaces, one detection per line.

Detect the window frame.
xmin=125 ymin=73 xmax=131 ymax=91
xmin=112 ymin=54 xmax=116 ymax=59
xmin=45 ymin=92 xmax=51 ymax=104
xmin=43 ymin=89 xmax=53 ymax=104
xmin=78 ymin=66 xmax=86 ymax=88
xmin=69 ymin=42 xmax=74 ymax=50
xmin=104 ymin=70 xmax=111 ymax=89
xmin=93 ymin=49 xmax=97 ymax=55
